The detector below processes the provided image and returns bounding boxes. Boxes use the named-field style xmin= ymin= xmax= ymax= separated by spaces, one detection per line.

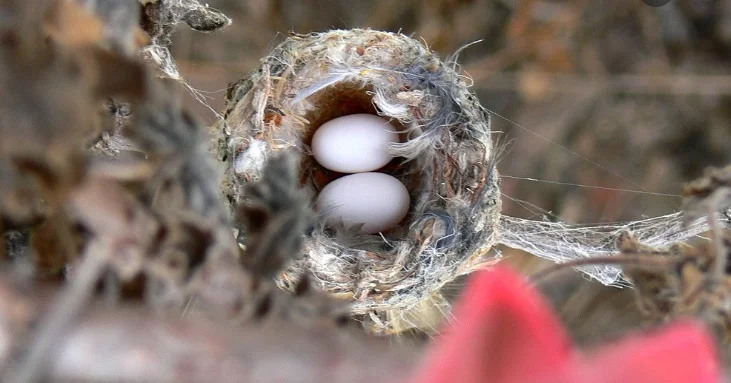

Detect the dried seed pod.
xmin=214 ymin=29 xmax=501 ymax=333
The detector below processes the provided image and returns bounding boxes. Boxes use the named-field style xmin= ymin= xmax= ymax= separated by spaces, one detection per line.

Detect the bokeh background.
xmin=172 ymin=0 xmax=731 ymax=344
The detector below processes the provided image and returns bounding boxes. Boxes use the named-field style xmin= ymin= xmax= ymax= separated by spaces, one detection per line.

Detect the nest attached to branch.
xmin=214 ymin=29 xmax=501 ymax=333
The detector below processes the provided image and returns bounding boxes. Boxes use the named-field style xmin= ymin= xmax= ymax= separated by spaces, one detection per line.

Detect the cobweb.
xmin=483 ymin=103 xmax=731 ymax=286
xmin=497 ymin=208 xmax=731 ymax=285
xmin=138 ymin=0 xmax=231 ymax=120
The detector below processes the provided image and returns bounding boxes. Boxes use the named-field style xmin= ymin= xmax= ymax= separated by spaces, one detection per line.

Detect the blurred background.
xmin=172 ymin=0 xmax=731 ymax=344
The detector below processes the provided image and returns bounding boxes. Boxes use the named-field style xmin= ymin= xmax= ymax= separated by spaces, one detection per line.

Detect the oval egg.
xmin=311 ymin=114 xmax=399 ymax=173
xmin=316 ymin=172 xmax=410 ymax=234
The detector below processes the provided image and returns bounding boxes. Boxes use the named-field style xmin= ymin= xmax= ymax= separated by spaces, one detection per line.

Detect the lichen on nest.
xmin=213 ymin=29 xmax=502 ymax=333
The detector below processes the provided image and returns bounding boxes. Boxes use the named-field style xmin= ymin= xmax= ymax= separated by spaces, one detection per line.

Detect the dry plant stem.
xmin=11 ymin=177 xmax=155 ymax=382
xmin=45 ymin=310 xmax=418 ymax=383
xmin=468 ymin=73 xmax=731 ymax=96
xmin=529 ymin=252 xmax=684 ymax=284
xmin=709 ymin=203 xmax=727 ymax=281
xmin=13 ymin=239 xmax=112 ymax=383
xmin=0 ymin=276 xmax=418 ymax=383
xmin=0 ymin=221 xmax=4 ymax=260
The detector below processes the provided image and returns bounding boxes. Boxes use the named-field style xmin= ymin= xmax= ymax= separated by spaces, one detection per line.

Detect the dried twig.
xmin=11 ymin=178 xmax=158 ymax=383
xmin=0 ymin=278 xmax=418 ymax=383
xmin=468 ymin=72 xmax=731 ymax=96
xmin=12 ymin=240 xmax=111 ymax=383
xmin=530 ymin=251 xmax=685 ymax=284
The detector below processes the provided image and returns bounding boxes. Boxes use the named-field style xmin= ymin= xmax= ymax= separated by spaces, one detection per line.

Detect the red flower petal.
xmin=411 ymin=266 xmax=575 ymax=383
xmin=581 ymin=321 xmax=720 ymax=383
xmin=411 ymin=266 xmax=722 ymax=383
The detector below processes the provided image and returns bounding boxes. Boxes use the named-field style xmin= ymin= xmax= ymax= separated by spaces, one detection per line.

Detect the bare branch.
xmin=0 ymin=278 xmax=419 ymax=383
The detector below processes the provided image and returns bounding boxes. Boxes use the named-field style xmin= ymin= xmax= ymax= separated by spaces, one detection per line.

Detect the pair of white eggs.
xmin=312 ymin=114 xmax=410 ymax=234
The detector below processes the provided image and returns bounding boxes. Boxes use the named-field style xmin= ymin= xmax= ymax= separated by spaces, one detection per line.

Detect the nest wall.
xmin=215 ymin=29 xmax=501 ymax=333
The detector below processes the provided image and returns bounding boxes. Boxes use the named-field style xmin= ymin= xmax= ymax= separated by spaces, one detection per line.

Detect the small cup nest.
xmin=214 ymin=29 xmax=501 ymax=334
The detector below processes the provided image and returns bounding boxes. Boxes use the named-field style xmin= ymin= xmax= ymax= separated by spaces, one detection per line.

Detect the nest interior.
xmin=217 ymin=29 xmax=502 ymax=333
xmin=294 ymin=82 xmax=415 ymax=197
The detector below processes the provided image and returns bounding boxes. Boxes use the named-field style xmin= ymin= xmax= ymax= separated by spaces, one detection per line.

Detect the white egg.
xmin=316 ymin=172 xmax=410 ymax=234
xmin=311 ymin=114 xmax=399 ymax=173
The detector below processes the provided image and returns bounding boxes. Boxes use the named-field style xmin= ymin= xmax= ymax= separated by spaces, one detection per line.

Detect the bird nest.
xmin=213 ymin=29 xmax=502 ymax=333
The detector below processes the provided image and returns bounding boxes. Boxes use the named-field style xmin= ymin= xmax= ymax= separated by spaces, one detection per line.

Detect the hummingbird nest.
xmin=212 ymin=29 xmax=501 ymax=333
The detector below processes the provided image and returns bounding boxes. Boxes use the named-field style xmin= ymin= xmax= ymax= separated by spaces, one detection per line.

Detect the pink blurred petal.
xmin=581 ymin=321 xmax=721 ymax=383
xmin=410 ymin=266 xmax=721 ymax=383
xmin=411 ymin=267 xmax=575 ymax=383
